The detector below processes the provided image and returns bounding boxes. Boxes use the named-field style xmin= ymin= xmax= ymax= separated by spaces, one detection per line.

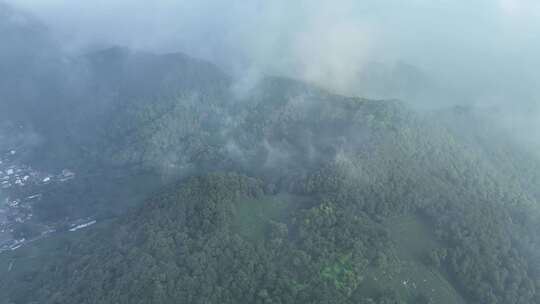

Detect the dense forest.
xmin=1 ymin=20 xmax=540 ymax=303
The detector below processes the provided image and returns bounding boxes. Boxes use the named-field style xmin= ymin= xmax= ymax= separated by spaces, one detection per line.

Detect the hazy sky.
xmin=3 ymin=0 xmax=540 ymax=118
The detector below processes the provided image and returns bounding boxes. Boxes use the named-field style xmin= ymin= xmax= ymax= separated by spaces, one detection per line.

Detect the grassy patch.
xmin=232 ymin=193 xmax=307 ymax=241
xmin=386 ymin=215 xmax=439 ymax=261
xmin=356 ymin=215 xmax=466 ymax=304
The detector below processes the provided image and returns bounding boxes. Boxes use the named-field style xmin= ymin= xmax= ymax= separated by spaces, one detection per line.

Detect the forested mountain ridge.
xmin=1 ymin=44 xmax=540 ymax=304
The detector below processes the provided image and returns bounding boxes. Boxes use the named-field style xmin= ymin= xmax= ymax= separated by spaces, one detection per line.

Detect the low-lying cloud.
xmin=3 ymin=0 xmax=540 ymax=146
xmin=5 ymin=1 xmax=539 ymax=94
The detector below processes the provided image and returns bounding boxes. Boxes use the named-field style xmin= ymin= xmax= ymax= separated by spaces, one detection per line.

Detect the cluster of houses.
xmin=0 ymin=149 xmax=77 ymax=252
xmin=0 ymin=150 xmax=75 ymax=190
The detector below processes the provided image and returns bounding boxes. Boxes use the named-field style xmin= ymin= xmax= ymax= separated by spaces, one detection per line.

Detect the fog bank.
xmin=3 ymin=0 xmax=540 ymax=146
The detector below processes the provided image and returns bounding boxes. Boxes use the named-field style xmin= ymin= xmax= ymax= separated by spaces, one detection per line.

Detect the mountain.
xmin=1 ymin=44 xmax=540 ymax=304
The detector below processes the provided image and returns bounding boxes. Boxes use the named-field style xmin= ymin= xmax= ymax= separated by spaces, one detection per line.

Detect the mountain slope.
xmin=1 ymin=79 xmax=540 ymax=303
xmin=1 ymin=44 xmax=540 ymax=303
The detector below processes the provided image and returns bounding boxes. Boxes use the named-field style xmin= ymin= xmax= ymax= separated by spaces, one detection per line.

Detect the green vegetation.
xmin=0 ymin=174 xmax=394 ymax=303
xmin=232 ymin=193 xmax=305 ymax=241
xmin=1 ymin=50 xmax=540 ymax=304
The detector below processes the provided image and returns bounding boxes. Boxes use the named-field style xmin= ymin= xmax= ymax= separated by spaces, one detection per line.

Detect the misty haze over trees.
xmin=0 ymin=1 xmax=540 ymax=303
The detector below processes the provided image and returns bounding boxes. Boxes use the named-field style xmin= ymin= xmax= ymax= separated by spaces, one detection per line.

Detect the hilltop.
xmin=0 ymin=47 xmax=540 ymax=304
